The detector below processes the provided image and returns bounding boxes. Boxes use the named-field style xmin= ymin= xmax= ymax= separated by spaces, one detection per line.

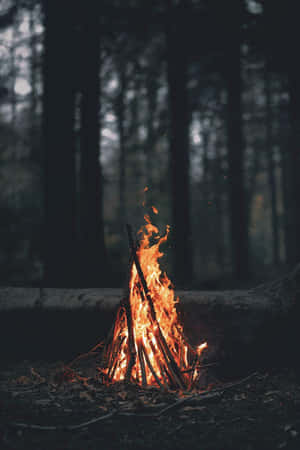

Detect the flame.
xmin=102 ymin=209 xmax=207 ymax=388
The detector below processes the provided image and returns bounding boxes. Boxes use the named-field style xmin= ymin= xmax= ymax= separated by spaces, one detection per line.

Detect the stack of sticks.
xmin=101 ymin=224 xmax=205 ymax=390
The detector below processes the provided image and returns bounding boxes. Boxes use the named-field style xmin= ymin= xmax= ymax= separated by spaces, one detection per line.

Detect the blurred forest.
xmin=0 ymin=0 xmax=299 ymax=288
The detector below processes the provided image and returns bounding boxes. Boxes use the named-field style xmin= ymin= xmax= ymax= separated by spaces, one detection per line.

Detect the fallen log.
xmin=1 ymin=264 xmax=300 ymax=377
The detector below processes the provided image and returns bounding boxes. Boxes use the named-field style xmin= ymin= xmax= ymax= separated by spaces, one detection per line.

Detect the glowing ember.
xmin=101 ymin=209 xmax=207 ymax=389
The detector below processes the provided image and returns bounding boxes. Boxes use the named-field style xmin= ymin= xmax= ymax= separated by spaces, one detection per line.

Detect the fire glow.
xmin=101 ymin=209 xmax=207 ymax=389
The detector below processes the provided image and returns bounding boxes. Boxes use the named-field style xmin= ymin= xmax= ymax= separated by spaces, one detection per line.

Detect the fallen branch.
xmin=119 ymin=371 xmax=259 ymax=417
xmin=10 ymin=410 xmax=116 ymax=431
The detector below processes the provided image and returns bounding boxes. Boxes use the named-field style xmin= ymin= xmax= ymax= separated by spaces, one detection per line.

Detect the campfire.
xmin=100 ymin=208 xmax=207 ymax=390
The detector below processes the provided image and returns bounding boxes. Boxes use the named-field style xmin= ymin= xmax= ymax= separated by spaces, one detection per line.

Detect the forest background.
xmin=0 ymin=0 xmax=299 ymax=289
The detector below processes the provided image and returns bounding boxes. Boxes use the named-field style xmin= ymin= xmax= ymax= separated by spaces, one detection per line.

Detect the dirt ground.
xmin=1 ymin=361 xmax=300 ymax=450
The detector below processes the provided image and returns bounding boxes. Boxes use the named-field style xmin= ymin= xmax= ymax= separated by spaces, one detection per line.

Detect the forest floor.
xmin=1 ymin=361 xmax=300 ymax=450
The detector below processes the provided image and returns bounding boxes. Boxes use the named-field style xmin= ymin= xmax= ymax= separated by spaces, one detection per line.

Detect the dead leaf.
xmin=15 ymin=376 xmax=31 ymax=385
xmin=97 ymin=405 xmax=108 ymax=411
xmin=79 ymin=391 xmax=94 ymax=402
xmin=30 ymin=368 xmax=46 ymax=383
xmin=118 ymin=391 xmax=128 ymax=401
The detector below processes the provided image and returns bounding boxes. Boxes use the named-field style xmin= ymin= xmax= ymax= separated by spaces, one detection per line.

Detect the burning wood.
xmin=100 ymin=210 xmax=207 ymax=389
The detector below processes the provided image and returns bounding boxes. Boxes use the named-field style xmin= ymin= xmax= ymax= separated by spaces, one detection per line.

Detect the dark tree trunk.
xmin=128 ymin=67 xmax=142 ymax=182
xmin=79 ymin=1 xmax=107 ymax=286
xmin=287 ymin=66 xmax=300 ymax=267
xmin=214 ymin=130 xmax=225 ymax=268
xmin=198 ymin=119 xmax=211 ymax=267
xmin=29 ymin=2 xmax=38 ymax=161
xmin=10 ymin=15 xmax=17 ymax=127
xmin=166 ymin=3 xmax=192 ymax=287
xmin=115 ymin=59 xmax=127 ymax=229
xmin=145 ymin=69 xmax=158 ymax=200
xmin=201 ymin=124 xmax=210 ymax=198
xmin=42 ymin=0 xmax=77 ymax=286
xmin=280 ymin=129 xmax=291 ymax=265
xmin=265 ymin=65 xmax=280 ymax=265
xmin=0 ymin=4 xmax=17 ymax=29
xmin=224 ymin=1 xmax=249 ymax=281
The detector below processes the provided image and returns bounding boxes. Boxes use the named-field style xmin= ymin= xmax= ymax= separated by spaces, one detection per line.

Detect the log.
xmin=1 ymin=264 xmax=300 ymax=377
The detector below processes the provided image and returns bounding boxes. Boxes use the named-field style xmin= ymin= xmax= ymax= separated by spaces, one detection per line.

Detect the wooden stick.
xmin=158 ymin=360 xmax=169 ymax=388
xmin=140 ymin=342 xmax=164 ymax=389
xmin=179 ymin=342 xmax=183 ymax=370
xmin=124 ymin=296 xmax=136 ymax=382
xmin=123 ymin=239 xmax=139 ymax=381
xmin=126 ymin=224 xmax=186 ymax=389
xmin=106 ymin=314 xmax=122 ymax=376
xmin=189 ymin=354 xmax=199 ymax=389
xmin=137 ymin=340 xmax=147 ymax=387
xmin=108 ymin=335 xmax=125 ymax=380
xmin=109 ymin=358 xmax=119 ymax=381
xmin=100 ymin=313 xmax=118 ymax=368
xmin=155 ymin=332 xmax=184 ymax=389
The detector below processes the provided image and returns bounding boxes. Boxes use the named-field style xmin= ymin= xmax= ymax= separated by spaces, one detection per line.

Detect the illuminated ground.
xmin=1 ymin=362 xmax=300 ymax=450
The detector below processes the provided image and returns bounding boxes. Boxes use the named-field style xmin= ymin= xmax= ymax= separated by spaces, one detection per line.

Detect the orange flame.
xmin=103 ymin=210 xmax=207 ymax=388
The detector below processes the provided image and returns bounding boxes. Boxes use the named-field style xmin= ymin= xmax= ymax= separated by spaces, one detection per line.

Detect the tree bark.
xmin=42 ymin=0 xmax=77 ymax=286
xmin=29 ymin=1 xmax=38 ymax=162
xmin=128 ymin=64 xmax=142 ymax=182
xmin=166 ymin=2 xmax=192 ymax=287
xmin=214 ymin=128 xmax=225 ymax=268
xmin=10 ymin=13 xmax=17 ymax=128
xmin=145 ymin=67 xmax=158 ymax=199
xmin=265 ymin=64 xmax=280 ymax=265
xmin=115 ymin=57 xmax=127 ymax=230
xmin=79 ymin=1 xmax=107 ymax=286
xmin=224 ymin=1 xmax=249 ymax=281
xmin=287 ymin=66 xmax=300 ymax=268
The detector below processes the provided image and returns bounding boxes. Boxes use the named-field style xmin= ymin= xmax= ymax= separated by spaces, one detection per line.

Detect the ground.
xmin=1 ymin=361 xmax=300 ymax=450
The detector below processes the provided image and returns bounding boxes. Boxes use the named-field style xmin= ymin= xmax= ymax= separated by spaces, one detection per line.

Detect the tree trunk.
xmin=1 ymin=265 xmax=300 ymax=377
xmin=166 ymin=3 xmax=192 ymax=286
xmin=214 ymin=129 xmax=225 ymax=268
xmin=145 ymin=69 xmax=158 ymax=200
xmin=265 ymin=65 xmax=280 ymax=265
xmin=10 ymin=13 xmax=17 ymax=128
xmin=128 ymin=66 xmax=142 ymax=182
xmin=79 ymin=1 xmax=107 ymax=286
xmin=280 ymin=132 xmax=291 ymax=265
xmin=29 ymin=1 xmax=38 ymax=161
xmin=42 ymin=0 xmax=77 ymax=286
xmin=224 ymin=1 xmax=249 ymax=281
xmin=115 ymin=59 xmax=127 ymax=230
xmin=287 ymin=66 xmax=300 ymax=268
